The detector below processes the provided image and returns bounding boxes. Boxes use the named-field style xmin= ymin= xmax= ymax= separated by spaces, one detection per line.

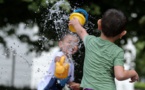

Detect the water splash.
xmin=48 ymin=0 xmax=71 ymax=20
xmin=42 ymin=0 xmax=72 ymax=40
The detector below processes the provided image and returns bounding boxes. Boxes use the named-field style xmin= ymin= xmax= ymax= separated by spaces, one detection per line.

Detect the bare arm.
xmin=69 ymin=17 xmax=88 ymax=40
xmin=114 ymin=66 xmax=139 ymax=82
xmin=73 ymin=23 xmax=88 ymax=40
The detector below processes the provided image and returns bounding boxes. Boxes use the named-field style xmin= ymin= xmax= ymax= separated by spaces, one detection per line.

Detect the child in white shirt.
xmin=38 ymin=32 xmax=80 ymax=90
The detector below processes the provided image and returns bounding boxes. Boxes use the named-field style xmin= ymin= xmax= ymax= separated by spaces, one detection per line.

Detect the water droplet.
xmin=37 ymin=68 xmax=40 ymax=72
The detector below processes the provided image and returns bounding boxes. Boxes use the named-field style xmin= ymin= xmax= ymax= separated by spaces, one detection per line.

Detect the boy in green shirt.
xmin=68 ymin=9 xmax=139 ymax=90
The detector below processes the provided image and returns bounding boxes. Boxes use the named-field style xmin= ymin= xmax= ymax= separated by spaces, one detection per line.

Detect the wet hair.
xmin=101 ymin=9 xmax=127 ymax=37
xmin=59 ymin=31 xmax=80 ymax=42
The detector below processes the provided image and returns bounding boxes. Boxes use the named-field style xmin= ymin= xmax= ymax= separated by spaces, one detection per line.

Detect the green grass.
xmin=135 ymin=82 xmax=145 ymax=90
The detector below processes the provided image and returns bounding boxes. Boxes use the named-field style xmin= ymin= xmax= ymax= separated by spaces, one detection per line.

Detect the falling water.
xmin=42 ymin=0 xmax=71 ymax=40
xmin=39 ymin=0 xmax=80 ymax=62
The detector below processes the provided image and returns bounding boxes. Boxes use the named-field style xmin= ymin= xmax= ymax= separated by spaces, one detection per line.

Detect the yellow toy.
xmin=54 ymin=56 xmax=70 ymax=79
xmin=69 ymin=13 xmax=86 ymax=32
xmin=69 ymin=8 xmax=89 ymax=32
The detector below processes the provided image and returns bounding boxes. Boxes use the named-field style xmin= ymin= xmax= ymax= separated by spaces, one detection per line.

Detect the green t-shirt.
xmin=80 ymin=35 xmax=124 ymax=90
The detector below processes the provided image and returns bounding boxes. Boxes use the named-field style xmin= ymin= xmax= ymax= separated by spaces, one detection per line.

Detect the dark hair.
xmin=101 ymin=9 xmax=127 ymax=37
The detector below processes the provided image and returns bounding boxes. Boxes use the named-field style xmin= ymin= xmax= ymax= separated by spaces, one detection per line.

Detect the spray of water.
xmin=42 ymin=0 xmax=72 ymax=40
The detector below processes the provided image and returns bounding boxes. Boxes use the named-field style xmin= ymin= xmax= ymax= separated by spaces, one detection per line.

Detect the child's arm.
xmin=114 ymin=66 xmax=139 ymax=82
xmin=69 ymin=17 xmax=88 ymax=40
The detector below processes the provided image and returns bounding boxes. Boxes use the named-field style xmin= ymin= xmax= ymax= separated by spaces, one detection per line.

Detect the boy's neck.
xmin=100 ymin=33 xmax=117 ymax=43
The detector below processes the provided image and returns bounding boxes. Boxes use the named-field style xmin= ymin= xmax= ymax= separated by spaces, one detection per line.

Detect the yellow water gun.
xmin=54 ymin=56 xmax=70 ymax=79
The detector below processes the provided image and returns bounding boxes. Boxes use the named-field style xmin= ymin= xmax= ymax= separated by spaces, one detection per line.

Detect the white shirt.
xmin=37 ymin=51 xmax=74 ymax=90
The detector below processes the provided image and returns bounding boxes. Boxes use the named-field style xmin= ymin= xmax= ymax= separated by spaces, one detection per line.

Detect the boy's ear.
xmin=97 ymin=19 xmax=102 ymax=30
xmin=120 ymin=30 xmax=127 ymax=39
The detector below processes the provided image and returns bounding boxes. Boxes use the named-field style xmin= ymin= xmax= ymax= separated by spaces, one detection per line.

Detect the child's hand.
xmin=69 ymin=83 xmax=80 ymax=90
xmin=129 ymin=70 xmax=139 ymax=83
xmin=69 ymin=17 xmax=81 ymax=27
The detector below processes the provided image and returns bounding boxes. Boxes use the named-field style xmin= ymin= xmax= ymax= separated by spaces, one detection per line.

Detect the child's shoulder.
xmin=54 ymin=51 xmax=64 ymax=56
xmin=84 ymin=34 xmax=98 ymax=40
xmin=110 ymin=44 xmax=124 ymax=54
